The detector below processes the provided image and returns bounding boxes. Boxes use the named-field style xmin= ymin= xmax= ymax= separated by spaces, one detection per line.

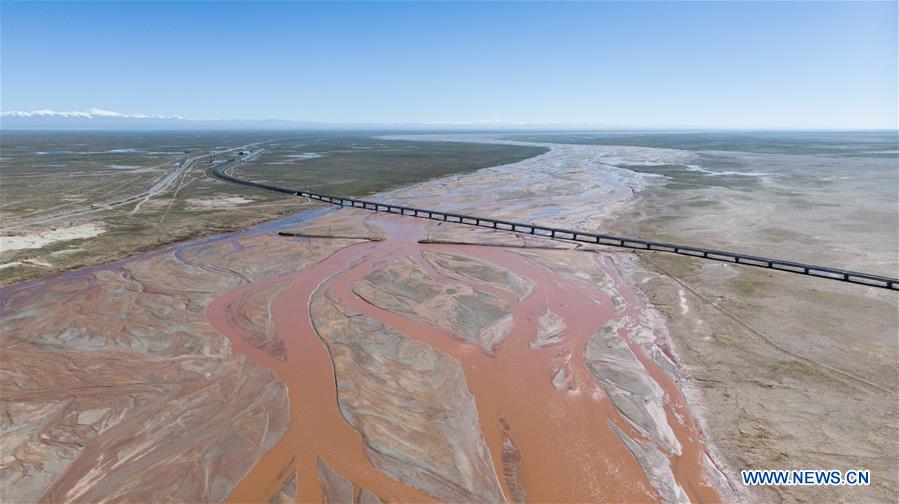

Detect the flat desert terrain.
xmin=1 ymin=132 xmax=896 ymax=503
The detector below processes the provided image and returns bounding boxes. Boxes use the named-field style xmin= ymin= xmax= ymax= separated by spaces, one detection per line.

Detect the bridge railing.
xmin=213 ymin=160 xmax=898 ymax=291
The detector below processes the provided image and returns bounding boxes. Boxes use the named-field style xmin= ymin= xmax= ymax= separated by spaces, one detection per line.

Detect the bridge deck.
xmin=212 ymin=159 xmax=898 ymax=292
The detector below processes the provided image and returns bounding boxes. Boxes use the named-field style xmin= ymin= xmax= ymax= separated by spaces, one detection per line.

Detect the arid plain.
xmin=1 ymin=132 xmax=896 ymax=504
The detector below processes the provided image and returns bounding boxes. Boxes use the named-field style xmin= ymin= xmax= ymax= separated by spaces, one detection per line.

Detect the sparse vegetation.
xmin=0 ymin=131 xmax=547 ymax=284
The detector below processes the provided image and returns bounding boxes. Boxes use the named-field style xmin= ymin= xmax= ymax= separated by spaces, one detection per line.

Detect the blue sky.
xmin=1 ymin=1 xmax=896 ymax=128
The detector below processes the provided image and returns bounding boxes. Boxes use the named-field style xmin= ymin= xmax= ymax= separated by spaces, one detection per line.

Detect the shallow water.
xmin=1 ymin=133 xmax=747 ymax=502
xmin=207 ymin=212 xmax=721 ymax=502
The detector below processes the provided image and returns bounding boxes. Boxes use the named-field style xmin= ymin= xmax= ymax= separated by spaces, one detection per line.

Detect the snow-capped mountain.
xmin=0 ymin=108 xmax=343 ymax=129
xmin=0 ymin=108 xmax=220 ymax=129
xmin=5 ymin=108 xmax=143 ymax=119
xmin=0 ymin=108 xmax=595 ymax=130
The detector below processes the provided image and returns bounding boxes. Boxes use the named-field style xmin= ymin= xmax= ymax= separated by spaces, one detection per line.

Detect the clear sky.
xmin=1 ymin=1 xmax=896 ymax=128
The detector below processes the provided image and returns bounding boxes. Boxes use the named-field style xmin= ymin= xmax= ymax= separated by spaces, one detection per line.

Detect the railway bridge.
xmin=212 ymin=156 xmax=898 ymax=292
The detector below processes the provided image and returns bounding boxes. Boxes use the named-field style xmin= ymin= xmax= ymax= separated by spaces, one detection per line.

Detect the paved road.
xmin=1 ymin=143 xmax=266 ymax=230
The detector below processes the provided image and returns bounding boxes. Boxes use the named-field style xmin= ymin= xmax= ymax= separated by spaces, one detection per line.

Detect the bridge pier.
xmin=210 ymin=166 xmax=899 ymax=292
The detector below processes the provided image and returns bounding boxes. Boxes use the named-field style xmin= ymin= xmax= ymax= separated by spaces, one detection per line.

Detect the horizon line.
xmin=1 ymin=108 xmax=896 ymax=132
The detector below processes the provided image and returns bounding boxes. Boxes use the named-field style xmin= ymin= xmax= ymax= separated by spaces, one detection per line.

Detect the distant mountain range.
xmin=0 ymin=108 xmax=579 ymax=131
xmin=0 ymin=108 xmax=343 ymax=130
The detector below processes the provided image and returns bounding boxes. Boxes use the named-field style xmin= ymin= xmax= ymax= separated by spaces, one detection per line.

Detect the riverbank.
xmin=380 ymin=132 xmax=898 ymax=502
xmin=599 ymin=157 xmax=898 ymax=503
xmin=4 ymin=132 xmax=892 ymax=503
xmin=1 ymin=138 xmax=727 ymax=503
xmin=0 ymin=132 xmax=547 ymax=286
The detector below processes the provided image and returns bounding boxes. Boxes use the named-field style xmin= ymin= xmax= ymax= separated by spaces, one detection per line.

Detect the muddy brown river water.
xmin=2 ymin=142 xmax=737 ymax=503
xmin=207 ymin=213 xmax=721 ymax=503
